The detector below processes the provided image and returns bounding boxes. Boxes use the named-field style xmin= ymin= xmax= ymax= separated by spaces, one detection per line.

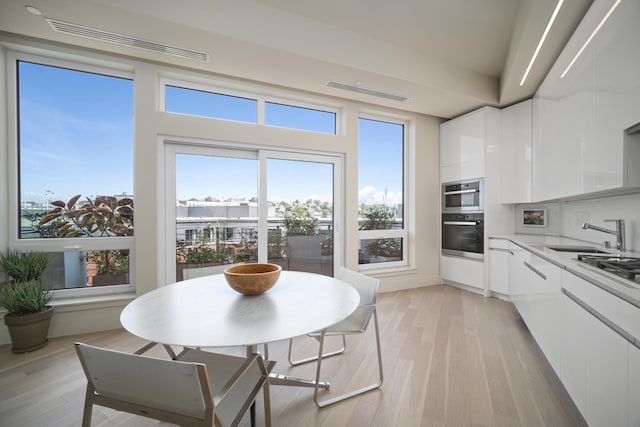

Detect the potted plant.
xmin=0 ymin=250 xmax=54 ymax=353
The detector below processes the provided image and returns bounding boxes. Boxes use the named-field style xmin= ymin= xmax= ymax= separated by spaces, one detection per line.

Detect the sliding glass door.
xmin=164 ymin=143 xmax=341 ymax=284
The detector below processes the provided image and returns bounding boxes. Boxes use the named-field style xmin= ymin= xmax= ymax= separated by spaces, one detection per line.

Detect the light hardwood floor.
xmin=0 ymin=285 xmax=586 ymax=427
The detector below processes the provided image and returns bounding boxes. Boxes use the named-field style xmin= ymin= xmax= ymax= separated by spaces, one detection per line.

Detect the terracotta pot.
xmin=4 ymin=306 xmax=54 ymax=353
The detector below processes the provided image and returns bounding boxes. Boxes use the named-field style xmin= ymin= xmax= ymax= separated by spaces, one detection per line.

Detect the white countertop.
xmin=489 ymin=234 xmax=640 ymax=308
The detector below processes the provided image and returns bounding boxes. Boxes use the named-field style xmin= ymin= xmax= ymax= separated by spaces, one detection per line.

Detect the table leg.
xmin=268 ymin=372 xmax=330 ymax=389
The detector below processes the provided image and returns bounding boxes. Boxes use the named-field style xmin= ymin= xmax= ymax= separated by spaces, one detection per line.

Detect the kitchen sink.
xmin=545 ymin=245 xmax=611 ymax=254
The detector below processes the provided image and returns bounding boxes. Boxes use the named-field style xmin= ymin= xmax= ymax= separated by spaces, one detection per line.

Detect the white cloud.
xmin=359 ymin=186 xmax=402 ymax=206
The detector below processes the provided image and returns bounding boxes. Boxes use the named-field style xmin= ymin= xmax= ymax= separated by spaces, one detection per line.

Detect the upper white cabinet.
xmin=440 ymin=107 xmax=500 ymax=183
xmin=533 ymin=0 xmax=640 ymax=201
xmin=500 ymin=99 xmax=532 ymax=203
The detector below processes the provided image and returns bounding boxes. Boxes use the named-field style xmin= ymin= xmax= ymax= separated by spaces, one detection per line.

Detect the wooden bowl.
xmin=223 ymin=263 xmax=282 ymax=296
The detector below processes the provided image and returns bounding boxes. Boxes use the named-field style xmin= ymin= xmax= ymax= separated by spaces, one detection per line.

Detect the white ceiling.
xmin=0 ymin=0 xmax=592 ymax=118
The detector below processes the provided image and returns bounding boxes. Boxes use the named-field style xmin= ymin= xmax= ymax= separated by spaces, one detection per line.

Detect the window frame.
xmin=6 ymin=51 xmax=135 ymax=297
xmin=357 ymin=113 xmax=410 ymax=270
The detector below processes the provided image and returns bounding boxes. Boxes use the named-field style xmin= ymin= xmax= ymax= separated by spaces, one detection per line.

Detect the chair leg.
xmin=263 ymin=378 xmax=272 ymax=427
xmin=313 ymin=310 xmax=384 ymax=408
xmin=82 ymin=385 xmax=94 ymax=427
xmin=288 ymin=335 xmax=346 ymax=366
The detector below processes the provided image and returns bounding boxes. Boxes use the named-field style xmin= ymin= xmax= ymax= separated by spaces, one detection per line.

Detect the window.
xmin=162 ymin=79 xmax=338 ymax=134
xmin=265 ymin=102 xmax=336 ymax=134
xmin=165 ymin=85 xmax=257 ymax=123
xmin=358 ymin=116 xmax=407 ymax=267
xmin=10 ymin=54 xmax=134 ymax=296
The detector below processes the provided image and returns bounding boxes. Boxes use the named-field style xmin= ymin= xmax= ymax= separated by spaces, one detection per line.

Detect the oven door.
xmin=442 ymin=179 xmax=484 ymax=212
xmin=441 ymin=213 xmax=484 ymax=260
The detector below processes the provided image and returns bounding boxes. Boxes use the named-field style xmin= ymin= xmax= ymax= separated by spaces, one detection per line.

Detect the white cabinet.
xmin=508 ymin=243 xmax=562 ymax=372
xmin=533 ymin=0 xmax=640 ymax=201
xmin=506 ymin=243 xmax=640 ymax=427
xmin=562 ymin=270 xmax=634 ymax=427
xmin=440 ymin=255 xmax=484 ymax=290
xmin=630 ymin=344 xmax=640 ymax=427
xmin=440 ymin=107 xmax=500 ymax=183
xmin=500 ymin=99 xmax=532 ymax=203
xmin=559 ymin=292 xmax=588 ymax=416
xmin=488 ymin=239 xmax=509 ymax=295
xmin=585 ymin=311 xmax=628 ymax=427
xmin=508 ymin=242 xmax=529 ymax=313
xmin=522 ymin=252 xmax=562 ymax=373
xmin=592 ymin=0 xmax=640 ymax=191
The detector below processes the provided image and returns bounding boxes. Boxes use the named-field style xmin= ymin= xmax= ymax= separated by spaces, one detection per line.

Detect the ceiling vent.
xmin=45 ymin=18 xmax=209 ymax=62
xmin=326 ymin=81 xmax=407 ymax=102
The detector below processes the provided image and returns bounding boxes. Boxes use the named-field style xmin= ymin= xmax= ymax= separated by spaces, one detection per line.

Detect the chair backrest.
xmin=335 ymin=267 xmax=380 ymax=306
xmin=183 ymin=264 xmax=230 ymax=280
xmin=75 ymin=342 xmax=212 ymax=421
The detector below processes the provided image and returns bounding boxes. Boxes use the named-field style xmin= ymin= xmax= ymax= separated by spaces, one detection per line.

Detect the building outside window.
xmin=9 ymin=53 xmax=134 ymax=296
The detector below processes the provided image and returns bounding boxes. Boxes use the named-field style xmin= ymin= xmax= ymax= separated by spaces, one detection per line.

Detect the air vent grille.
xmin=326 ymin=81 xmax=407 ymax=102
xmin=45 ymin=18 xmax=209 ymax=62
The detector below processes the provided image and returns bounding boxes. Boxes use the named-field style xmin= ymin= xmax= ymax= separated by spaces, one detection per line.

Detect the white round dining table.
xmin=120 ymin=270 xmax=360 ymax=350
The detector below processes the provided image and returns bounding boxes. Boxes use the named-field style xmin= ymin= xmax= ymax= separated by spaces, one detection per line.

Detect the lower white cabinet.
xmin=508 ymin=243 xmax=562 ymax=373
xmin=508 ymin=242 xmax=529 ymax=308
xmin=500 ymin=241 xmax=639 ymax=426
xmin=559 ymin=292 xmax=588 ymax=416
xmin=562 ymin=270 xmax=630 ymax=427
xmin=522 ymin=253 xmax=562 ymax=373
xmin=630 ymin=344 xmax=640 ymax=427
xmin=440 ymin=255 xmax=484 ymax=290
xmin=488 ymin=239 xmax=509 ymax=295
xmin=584 ymin=305 xmax=628 ymax=427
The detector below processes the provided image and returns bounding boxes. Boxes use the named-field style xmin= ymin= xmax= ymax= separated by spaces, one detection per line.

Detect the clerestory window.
xmin=162 ymin=79 xmax=338 ymax=135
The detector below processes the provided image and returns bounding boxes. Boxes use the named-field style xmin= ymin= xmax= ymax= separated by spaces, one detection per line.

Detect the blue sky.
xmin=18 ymin=62 xmax=403 ymax=208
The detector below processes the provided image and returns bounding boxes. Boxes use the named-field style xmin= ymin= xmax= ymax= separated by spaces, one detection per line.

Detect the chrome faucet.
xmin=581 ymin=219 xmax=626 ymax=252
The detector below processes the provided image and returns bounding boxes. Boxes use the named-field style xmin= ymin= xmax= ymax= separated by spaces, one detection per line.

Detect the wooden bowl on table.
xmin=223 ymin=263 xmax=282 ymax=296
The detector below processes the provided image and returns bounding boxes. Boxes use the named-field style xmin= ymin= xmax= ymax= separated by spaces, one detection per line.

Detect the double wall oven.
xmin=441 ymin=178 xmax=484 ymax=260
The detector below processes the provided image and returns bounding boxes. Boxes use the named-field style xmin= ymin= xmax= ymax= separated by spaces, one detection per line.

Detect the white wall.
xmin=558 ymin=193 xmax=640 ymax=252
xmin=515 ymin=193 xmax=640 ymax=252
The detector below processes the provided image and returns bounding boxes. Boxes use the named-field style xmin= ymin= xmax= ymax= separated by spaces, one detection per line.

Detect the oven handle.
xmin=443 ymin=221 xmax=478 ymax=226
xmin=444 ymin=189 xmax=477 ymax=195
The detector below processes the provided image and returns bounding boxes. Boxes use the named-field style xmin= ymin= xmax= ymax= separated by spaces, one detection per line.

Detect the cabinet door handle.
xmin=489 ymin=248 xmax=510 ymax=253
xmin=524 ymin=261 xmax=547 ymax=280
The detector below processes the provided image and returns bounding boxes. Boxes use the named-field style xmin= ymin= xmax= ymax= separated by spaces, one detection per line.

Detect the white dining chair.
xmin=287 ymin=267 xmax=384 ymax=407
xmin=75 ymin=342 xmax=272 ymax=427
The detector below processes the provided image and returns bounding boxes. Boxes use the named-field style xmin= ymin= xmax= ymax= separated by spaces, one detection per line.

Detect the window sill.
xmin=1 ymin=292 xmax=136 ymax=316
xmin=359 ymin=265 xmax=417 ymax=278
